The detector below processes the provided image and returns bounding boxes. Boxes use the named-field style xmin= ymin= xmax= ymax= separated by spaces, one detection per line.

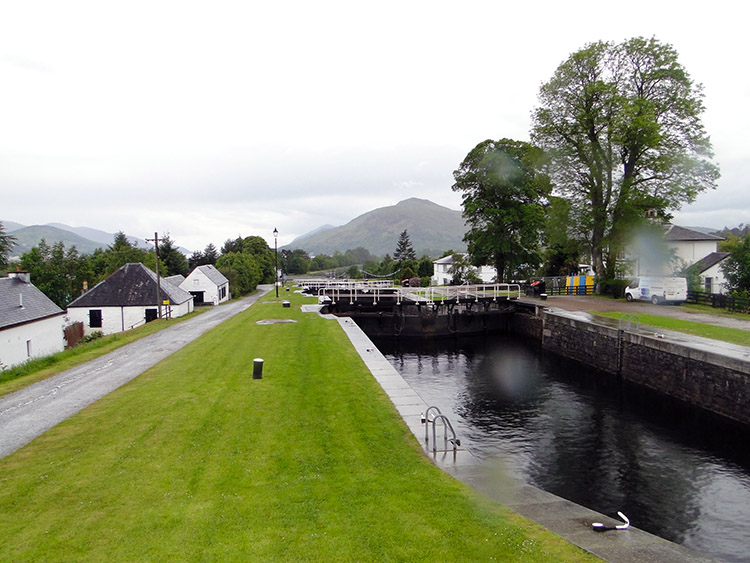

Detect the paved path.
xmin=537 ymin=294 xmax=750 ymax=330
xmin=0 ymin=286 xmax=273 ymax=460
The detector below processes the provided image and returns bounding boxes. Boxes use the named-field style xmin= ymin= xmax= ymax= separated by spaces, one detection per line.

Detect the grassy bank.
xmin=594 ymin=311 xmax=750 ymax=347
xmin=0 ymin=310 xmax=204 ymax=398
xmin=0 ymin=291 xmax=595 ymax=561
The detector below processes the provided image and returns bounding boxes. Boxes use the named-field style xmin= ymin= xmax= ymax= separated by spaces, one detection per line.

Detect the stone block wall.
xmin=530 ymin=309 xmax=750 ymax=427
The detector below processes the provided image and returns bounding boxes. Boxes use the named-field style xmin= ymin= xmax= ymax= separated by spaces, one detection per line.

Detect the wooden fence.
xmin=686 ymin=291 xmax=750 ymax=313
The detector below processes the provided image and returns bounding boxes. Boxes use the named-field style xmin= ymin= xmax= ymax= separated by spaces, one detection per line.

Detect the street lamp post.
xmin=273 ymin=228 xmax=279 ymax=298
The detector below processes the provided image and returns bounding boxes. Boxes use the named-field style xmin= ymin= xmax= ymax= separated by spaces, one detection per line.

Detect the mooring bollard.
xmin=253 ymin=358 xmax=264 ymax=379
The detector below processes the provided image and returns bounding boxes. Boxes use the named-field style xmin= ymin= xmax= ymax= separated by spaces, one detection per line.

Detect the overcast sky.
xmin=2 ymin=1 xmax=747 ymax=252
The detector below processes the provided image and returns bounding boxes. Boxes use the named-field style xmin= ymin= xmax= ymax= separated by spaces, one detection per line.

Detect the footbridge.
xmin=298 ymin=279 xmax=523 ymax=338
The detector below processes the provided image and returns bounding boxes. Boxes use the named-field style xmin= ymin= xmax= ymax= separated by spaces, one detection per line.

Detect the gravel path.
xmin=0 ymin=286 xmax=273 ymax=460
xmin=536 ymin=294 xmax=750 ymax=330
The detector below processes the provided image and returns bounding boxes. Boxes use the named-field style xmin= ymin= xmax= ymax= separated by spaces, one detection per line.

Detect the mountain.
xmin=46 ymin=223 xmax=150 ymax=249
xmin=6 ymin=225 xmax=110 ymax=257
xmin=2 ymin=220 xmax=25 ymax=232
xmin=3 ymin=222 xmax=191 ymax=258
xmin=286 ymin=198 xmax=467 ymax=257
xmin=287 ymin=224 xmax=335 ymax=247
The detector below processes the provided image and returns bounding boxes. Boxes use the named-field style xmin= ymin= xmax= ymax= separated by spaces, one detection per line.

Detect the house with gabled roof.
xmin=626 ymin=225 xmax=726 ymax=280
xmin=691 ymin=251 xmax=731 ymax=294
xmin=179 ymin=264 xmax=229 ymax=305
xmin=664 ymin=225 xmax=724 ymax=265
xmin=66 ymin=263 xmax=194 ymax=336
xmin=1 ymin=270 xmax=65 ymax=368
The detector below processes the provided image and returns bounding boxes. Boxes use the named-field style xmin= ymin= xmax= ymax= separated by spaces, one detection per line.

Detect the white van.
xmin=625 ymin=276 xmax=688 ymax=305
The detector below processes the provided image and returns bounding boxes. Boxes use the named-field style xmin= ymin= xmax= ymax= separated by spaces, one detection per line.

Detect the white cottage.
xmin=691 ymin=252 xmax=731 ymax=294
xmin=664 ymin=225 xmax=723 ymax=265
xmin=179 ymin=265 xmax=229 ymax=305
xmin=0 ymin=271 xmax=65 ymax=368
xmin=431 ymin=254 xmax=497 ymax=285
xmin=66 ymin=263 xmax=194 ymax=336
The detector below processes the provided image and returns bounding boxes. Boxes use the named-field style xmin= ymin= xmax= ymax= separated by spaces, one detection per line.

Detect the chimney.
xmin=81 ymin=280 xmax=88 ymax=295
xmin=8 ymin=270 xmax=30 ymax=284
xmin=19 ymin=294 xmax=24 ymax=308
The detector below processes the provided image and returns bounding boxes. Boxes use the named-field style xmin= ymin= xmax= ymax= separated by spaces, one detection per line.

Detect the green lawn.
xmin=0 ymin=291 xmax=596 ymax=561
xmin=594 ymin=311 xmax=750 ymax=347
xmin=0 ymin=310 xmax=205 ymax=398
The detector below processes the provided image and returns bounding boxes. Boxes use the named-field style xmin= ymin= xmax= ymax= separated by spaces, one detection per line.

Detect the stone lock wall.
xmin=532 ymin=309 xmax=750 ymax=427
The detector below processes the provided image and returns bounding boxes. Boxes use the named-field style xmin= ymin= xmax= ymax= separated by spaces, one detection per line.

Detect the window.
xmin=26 ymin=340 xmax=32 ymax=358
xmin=89 ymin=309 xmax=103 ymax=328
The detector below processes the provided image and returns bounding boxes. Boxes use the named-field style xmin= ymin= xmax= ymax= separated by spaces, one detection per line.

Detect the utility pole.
xmin=146 ymin=232 xmax=163 ymax=319
xmin=273 ymin=228 xmax=279 ymax=298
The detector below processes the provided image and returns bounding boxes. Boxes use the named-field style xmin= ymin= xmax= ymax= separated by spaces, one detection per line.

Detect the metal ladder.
xmin=421 ymin=405 xmax=461 ymax=452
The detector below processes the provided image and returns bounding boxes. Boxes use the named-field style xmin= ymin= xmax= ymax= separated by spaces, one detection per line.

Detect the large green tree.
xmin=393 ymin=230 xmax=416 ymax=262
xmin=452 ymin=138 xmax=551 ymax=281
xmin=20 ymin=240 xmax=92 ymax=308
xmin=158 ymin=234 xmax=189 ymax=277
xmin=721 ymin=233 xmax=750 ymax=296
xmin=216 ymin=252 xmax=261 ymax=295
xmin=0 ymin=221 xmax=17 ymax=270
xmin=531 ymin=37 xmax=719 ymax=281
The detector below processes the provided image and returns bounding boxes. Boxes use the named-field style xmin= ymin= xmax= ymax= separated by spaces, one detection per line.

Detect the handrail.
xmin=421 ymin=405 xmax=442 ymax=443
xmin=431 ymin=414 xmax=461 ymax=452
xmin=618 ymin=313 xmax=640 ymax=332
xmin=315 ymin=283 xmax=522 ymax=306
xmin=421 ymin=405 xmax=461 ymax=452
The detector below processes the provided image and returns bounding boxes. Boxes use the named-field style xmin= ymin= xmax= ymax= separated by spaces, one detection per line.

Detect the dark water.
xmin=375 ymin=334 xmax=750 ymax=563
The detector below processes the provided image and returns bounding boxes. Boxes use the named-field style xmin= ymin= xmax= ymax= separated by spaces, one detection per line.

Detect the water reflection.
xmin=375 ymin=334 xmax=750 ymax=563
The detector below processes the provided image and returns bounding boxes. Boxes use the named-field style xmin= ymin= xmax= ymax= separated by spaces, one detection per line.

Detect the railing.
xmin=297 ymin=278 xmax=394 ymax=290
xmin=318 ymin=286 xmax=400 ymax=305
xmin=421 ymin=406 xmax=461 ymax=452
xmin=618 ymin=314 xmax=640 ymax=331
xmin=416 ymin=283 xmax=522 ymax=303
xmin=544 ymin=283 xmax=596 ymax=296
xmin=317 ymin=283 xmax=522 ymax=305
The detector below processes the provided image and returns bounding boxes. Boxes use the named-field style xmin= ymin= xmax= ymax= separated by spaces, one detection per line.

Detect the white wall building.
xmin=0 ymin=271 xmax=65 ymax=368
xmin=66 ymin=263 xmax=194 ymax=336
xmin=627 ymin=225 xmax=725 ymax=283
xmin=664 ymin=225 xmax=723 ymax=266
xmin=179 ymin=265 xmax=229 ymax=305
xmin=691 ymin=252 xmax=731 ymax=294
xmin=431 ymin=254 xmax=497 ymax=285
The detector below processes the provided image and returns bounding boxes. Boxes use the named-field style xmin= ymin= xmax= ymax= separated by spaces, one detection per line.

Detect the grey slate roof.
xmin=665 ymin=225 xmax=724 ymax=242
xmin=192 ymin=264 xmax=229 ymax=286
xmin=165 ymin=274 xmax=186 ymax=286
xmin=0 ymin=275 xmax=64 ymax=330
xmin=691 ymin=252 xmax=730 ymax=273
xmin=67 ymin=263 xmax=193 ymax=308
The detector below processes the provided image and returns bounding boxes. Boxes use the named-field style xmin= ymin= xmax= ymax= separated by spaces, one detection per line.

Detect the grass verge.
xmin=0 ymin=310 xmax=205 ymax=398
xmin=0 ymin=291 xmax=596 ymax=561
xmin=594 ymin=311 xmax=750 ymax=347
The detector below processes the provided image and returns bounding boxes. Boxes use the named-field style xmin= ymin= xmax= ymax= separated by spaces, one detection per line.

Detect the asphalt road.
xmin=0 ymin=286 xmax=272 ymax=460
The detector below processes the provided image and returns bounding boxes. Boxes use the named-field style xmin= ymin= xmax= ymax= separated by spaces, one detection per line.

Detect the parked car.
xmin=625 ymin=276 xmax=688 ymax=305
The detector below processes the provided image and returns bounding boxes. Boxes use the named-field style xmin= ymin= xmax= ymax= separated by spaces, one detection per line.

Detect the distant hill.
xmin=46 ymin=223 xmax=150 ymax=249
xmin=2 ymin=222 xmax=190 ymax=258
xmin=6 ymin=225 xmax=109 ymax=257
xmin=286 ymin=198 xmax=467 ymax=257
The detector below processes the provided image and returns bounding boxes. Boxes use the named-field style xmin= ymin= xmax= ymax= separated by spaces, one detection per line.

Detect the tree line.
xmin=453 ymin=36 xmax=726 ymax=294
xmin=0 ymin=228 xmax=278 ymax=309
